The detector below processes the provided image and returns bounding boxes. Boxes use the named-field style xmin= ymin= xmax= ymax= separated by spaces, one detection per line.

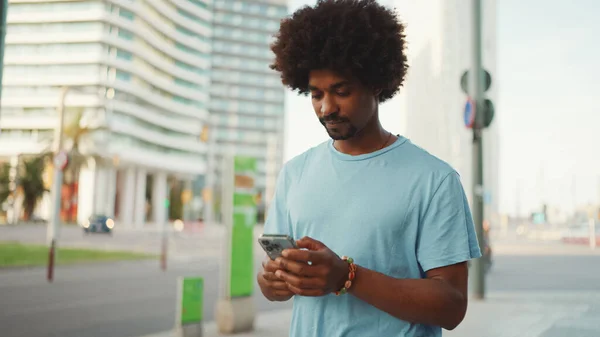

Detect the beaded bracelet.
xmin=335 ymin=256 xmax=357 ymax=296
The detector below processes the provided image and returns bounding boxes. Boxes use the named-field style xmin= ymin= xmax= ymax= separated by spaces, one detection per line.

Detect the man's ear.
xmin=374 ymin=88 xmax=383 ymax=97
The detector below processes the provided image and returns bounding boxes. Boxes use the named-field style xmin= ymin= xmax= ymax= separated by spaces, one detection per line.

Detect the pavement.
xmin=141 ymin=291 xmax=600 ymax=337
xmin=139 ymin=234 xmax=600 ymax=337
xmin=2 ymin=224 xmax=600 ymax=337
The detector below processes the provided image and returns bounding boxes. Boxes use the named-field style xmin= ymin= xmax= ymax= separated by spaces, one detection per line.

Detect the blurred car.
xmin=82 ymin=215 xmax=115 ymax=234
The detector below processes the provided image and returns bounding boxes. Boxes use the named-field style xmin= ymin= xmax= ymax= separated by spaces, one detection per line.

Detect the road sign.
xmin=464 ymin=98 xmax=476 ymax=128
xmin=53 ymin=151 xmax=68 ymax=171
xmin=460 ymin=69 xmax=492 ymax=95
xmin=230 ymin=156 xmax=257 ymax=298
xmin=482 ymin=98 xmax=495 ymax=128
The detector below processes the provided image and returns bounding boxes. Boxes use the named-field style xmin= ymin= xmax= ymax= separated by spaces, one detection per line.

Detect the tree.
xmin=58 ymin=107 xmax=106 ymax=222
xmin=169 ymin=179 xmax=183 ymax=220
xmin=20 ymin=155 xmax=49 ymax=221
xmin=0 ymin=163 xmax=10 ymax=206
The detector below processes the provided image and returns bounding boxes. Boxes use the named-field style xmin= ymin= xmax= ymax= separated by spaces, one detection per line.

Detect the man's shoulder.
xmin=280 ymin=141 xmax=329 ymax=178
xmin=397 ymin=139 xmax=457 ymax=177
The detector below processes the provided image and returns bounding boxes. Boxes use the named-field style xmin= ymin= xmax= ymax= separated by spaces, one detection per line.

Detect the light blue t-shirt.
xmin=263 ymin=136 xmax=482 ymax=337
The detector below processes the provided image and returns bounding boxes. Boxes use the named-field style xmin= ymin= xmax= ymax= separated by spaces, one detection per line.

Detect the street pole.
xmin=470 ymin=0 xmax=486 ymax=300
xmin=204 ymin=123 xmax=216 ymax=225
xmin=47 ymin=86 xmax=69 ymax=282
xmin=1 ymin=0 xmax=8 ymax=112
xmin=589 ymin=217 xmax=596 ymax=250
xmin=161 ymin=181 xmax=168 ymax=271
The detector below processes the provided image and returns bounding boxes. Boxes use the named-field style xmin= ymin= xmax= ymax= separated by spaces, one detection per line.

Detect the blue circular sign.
xmin=464 ymin=98 xmax=476 ymax=128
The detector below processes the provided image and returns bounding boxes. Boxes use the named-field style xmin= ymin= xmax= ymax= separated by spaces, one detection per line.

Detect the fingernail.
xmin=282 ymin=250 xmax=289 ymax=257
xmin=275 ymin=270 xmax=282 ymax=278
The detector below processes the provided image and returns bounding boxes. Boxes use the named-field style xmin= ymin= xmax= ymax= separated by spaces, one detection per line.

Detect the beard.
xmin=319 ymin=116 xmax=358 ymax=140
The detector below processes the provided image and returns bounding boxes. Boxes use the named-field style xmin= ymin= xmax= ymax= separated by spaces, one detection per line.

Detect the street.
xmin=0 ymin=225 xmax=599 ymax=337
xmin=0 ymin=258 xmax=292 ymax=337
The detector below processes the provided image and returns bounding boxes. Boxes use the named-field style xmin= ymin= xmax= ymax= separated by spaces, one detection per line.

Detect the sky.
xmin=279 ymin=0 xmax=600 ymax=216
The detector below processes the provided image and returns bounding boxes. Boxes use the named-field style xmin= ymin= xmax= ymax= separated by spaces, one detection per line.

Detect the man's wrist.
xmin=333 ymin=257 xmax=349 ymax=292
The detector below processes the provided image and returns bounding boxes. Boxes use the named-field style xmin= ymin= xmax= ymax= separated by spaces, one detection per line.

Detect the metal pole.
xmin=47 ymin=86 xmax=69 ymax=282
xmin=0 ymin=0 xmax=8 ymax=116
xmin=161 ymin=179 xmax=168 ymax=271
xmin=590 ymin=218 xmax=596 ymax=250
xmin=470 ymin=0 xmax=486 ymax=300
xmin=218 ymin=153 xmax=233 ymax=300
xmin=204 ymin=124 xmax=216 ymax=225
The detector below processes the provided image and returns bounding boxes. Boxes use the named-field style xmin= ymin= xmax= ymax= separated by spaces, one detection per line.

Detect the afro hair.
xmin=270 ymin=0 xmax=408 ymax=103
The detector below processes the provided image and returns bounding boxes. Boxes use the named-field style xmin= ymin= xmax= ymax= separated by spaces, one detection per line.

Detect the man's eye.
xmin=311 ymin=93 xmax=322 ymax=99
xmin=337 ymin=91 xmax=350 ymax=97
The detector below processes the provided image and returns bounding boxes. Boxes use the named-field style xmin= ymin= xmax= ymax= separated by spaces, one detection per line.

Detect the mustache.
xmin=319 ymin=114 xmax=349 ymax=125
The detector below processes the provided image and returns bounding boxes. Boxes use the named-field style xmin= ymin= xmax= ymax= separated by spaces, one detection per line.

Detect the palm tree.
xmin=20 ymin=155 xmax=49 ymax=221
xmin=59 ymin=107 xmax=105 ymax=222
xmin=0 ymin=163 xmax=10 ymax=207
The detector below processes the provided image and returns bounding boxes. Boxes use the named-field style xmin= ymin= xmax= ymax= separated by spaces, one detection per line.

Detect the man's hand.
xmin=257 ymin=256 xmax=294 ymax=302
xmin=274 ymin=236 xmax=348 ymax=296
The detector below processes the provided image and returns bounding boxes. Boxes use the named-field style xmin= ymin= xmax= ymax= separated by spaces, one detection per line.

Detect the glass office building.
xmin=206 ymin=0 xmax=288 ymax=220
xmin=0 ymin=0 xmax=212 ymax=227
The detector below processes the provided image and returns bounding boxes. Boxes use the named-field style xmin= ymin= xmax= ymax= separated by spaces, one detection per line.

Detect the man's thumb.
xmin=296 ymin=236 xmax=325 ymax=250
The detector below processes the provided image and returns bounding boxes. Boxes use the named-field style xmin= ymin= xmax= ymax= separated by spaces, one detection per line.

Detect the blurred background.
xmin=0 ymin=0 xmax=598 ymax=337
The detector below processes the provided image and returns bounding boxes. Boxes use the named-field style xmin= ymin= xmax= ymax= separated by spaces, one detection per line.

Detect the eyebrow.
xmin=308 ymin=81 xmax=350 ymax=91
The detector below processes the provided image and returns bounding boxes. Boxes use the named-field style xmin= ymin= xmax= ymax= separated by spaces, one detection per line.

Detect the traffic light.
xmin=461 ymin=69 xmax=495 ymax=129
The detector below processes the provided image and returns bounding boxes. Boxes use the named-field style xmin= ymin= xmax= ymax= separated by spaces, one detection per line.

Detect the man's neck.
xmin=333 ymin=120 xmax=393 ymax=156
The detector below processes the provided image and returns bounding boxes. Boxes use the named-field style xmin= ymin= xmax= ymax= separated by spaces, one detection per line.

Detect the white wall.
xmin=394 ymin=0 xmax=500 ymax=218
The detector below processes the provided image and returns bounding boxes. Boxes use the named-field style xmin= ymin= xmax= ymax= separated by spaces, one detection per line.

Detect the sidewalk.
xmin=141 ymin=291 xmax=600 ymax=337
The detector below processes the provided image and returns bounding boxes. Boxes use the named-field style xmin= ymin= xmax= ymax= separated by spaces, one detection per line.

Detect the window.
xmin=116 ymin=49 xmax=133 ymax=60
xmin=119 ymin=8 xmax=135 ymax=20
xmin=188 ymin=0 xmax=208 ymax=10
xmin=175 ymin=61 xmax=205 ymax=75
xmin=177 ymin=9 xmax=210 ymax=28
xmin=175 ymin=43 xmax=208 ymax=58
xmin=175 ymin=78 xmax=200 ymax=89
xmin=116 ymin=70 xmax=131 ymax=81
xmin=118 ymin=29 xmax=134 ymax=40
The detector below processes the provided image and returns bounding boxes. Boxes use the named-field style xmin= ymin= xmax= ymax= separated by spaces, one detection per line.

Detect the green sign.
xmin=230 ymin=156 xmax=257 ymax=297
xmin=180 ymin=277 xmax=204 ymax=324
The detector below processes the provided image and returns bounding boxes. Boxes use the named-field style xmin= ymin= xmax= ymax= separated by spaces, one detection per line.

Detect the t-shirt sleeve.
xmin=263 ymin=165 xmax=292 ymax=236
xmin=416 ymin=172 xmax=482 ymax=272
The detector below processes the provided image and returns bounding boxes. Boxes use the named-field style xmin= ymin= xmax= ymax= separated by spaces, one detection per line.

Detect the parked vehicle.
xmin=82 ymin=215 xmax=115 ymax=234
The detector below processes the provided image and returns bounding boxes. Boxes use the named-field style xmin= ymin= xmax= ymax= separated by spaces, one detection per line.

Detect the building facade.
xmin=205 ymin=0 xmax=287 ymax=222
xmin=394 ymin=0 xmax=500 ymax=221
xmin=0 ymin=0 xmax=212 ymax=227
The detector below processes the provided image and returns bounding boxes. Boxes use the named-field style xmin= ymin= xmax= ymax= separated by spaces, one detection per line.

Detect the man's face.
xmin=309 ymin=69 xmax=378 ymax=140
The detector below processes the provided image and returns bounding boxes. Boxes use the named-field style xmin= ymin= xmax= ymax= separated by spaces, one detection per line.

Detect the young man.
xmin=257 ymin=0 xmax=482 ymax=336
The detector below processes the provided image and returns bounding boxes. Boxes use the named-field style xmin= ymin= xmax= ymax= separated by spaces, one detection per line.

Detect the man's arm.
xmin=348 ymin=263 xmax=468 ymax=330
xmin=276 ymin=237 xmax=469 ymax=330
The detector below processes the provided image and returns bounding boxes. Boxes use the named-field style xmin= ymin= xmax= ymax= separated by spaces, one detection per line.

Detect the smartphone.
xmin=258 ymin=234 xmax=297 ymax=260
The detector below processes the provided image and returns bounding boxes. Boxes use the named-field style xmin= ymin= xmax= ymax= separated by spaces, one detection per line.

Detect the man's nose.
xmin=320 ymin=96 xmax=338 ymax=117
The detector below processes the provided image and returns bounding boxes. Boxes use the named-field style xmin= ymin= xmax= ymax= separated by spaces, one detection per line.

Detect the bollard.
xmin=175 ymin=277 xmax=204 ymax=337
xmin=215 ymin=155 xmax=256 ymax=333
xmin=590 ymin=218 xmax=597 ymax=250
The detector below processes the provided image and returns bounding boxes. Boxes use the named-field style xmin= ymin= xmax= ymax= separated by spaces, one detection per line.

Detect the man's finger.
xmin=262 ymin=271 xmax=283 ymax=282
xmin=275 ymin=270 xmax=325 ymax=290
xmin=282 ymin=248 xmax=324 ymax=264
xmin=287 ymin=283 xmax=324 ymax=297
xmin=273 ymin=289 xmax=294 ymax=297
xmin=263 ymin=259 xmax=283 ymax=273
xmin=295 ymin=236 xmax=326 ymax=250
xmin=268 ymin=280 xmax=290 ymax=291
xmin=276 ymin=257 xmax=322 ymax=276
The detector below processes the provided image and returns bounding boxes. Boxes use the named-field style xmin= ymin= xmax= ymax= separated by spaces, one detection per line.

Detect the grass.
xmin=0 ymin=242 xmax=157 ymax=267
